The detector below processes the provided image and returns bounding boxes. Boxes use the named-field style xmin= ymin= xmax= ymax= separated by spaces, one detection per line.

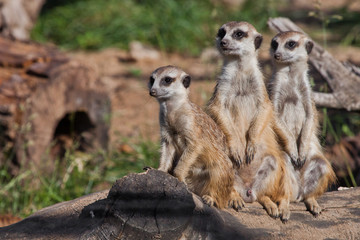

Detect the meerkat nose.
xmin=150 ymin=89 xmax=157 ymax=97
xmin=220 ymin=39 xmax=229 ymax=47
xmin=274 ymin=53 xmax=281 ymax=60
xmin=246 ymin=189 xmax=252 ymax=197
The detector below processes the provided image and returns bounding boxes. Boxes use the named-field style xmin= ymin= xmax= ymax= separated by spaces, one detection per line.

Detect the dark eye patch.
xmin=217 ymin=28 xmax=226 ymax=39
xmin=161 ymin=76 xmax=174 ymax=86
xmin=149 ymin=76 xmax=155 ymax=87
xmin=271 ymin=39 xmax=278 ymax=51
xmin=285 ymin=40 xmax=298 ymax=50
xmin=232 ymin=29 xmax=247 ymax=40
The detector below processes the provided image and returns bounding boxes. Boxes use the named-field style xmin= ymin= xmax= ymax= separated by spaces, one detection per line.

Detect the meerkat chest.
xmin=219 ymin=76 xmax=260 ymax=121
xmin=164 ymin=114 xmax=191 ymax=150
xmin=278 ymin=82 xmax=307 ymax=137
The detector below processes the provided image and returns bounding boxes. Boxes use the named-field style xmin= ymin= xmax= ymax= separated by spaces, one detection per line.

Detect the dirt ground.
xmin=70 ymin=36 xmax=360 ymax=148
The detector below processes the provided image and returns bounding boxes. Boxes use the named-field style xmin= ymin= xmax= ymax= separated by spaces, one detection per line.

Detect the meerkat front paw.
xmin=289 ymin=151 xmax=300 ymax=169
xmin=202 ymin=195 xmax=216 ymax=207
xmin=297 ymin=156 xmax=306 ymax=169
xmin=297 ymin=148 xmax=308 ymax=169
xmin=246 ymin=141 xmax=257 ymax=164
xmin=173 ymin=169 xmax=186 ymax=183
xmin=229 ymin=145 xmax=245 ymax=166
xmin=292 ymin=156 xmax=306 ymax=169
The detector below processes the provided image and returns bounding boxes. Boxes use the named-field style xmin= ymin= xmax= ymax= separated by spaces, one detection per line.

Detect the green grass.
xmin=31 ymin=0 xmax=277 ymax=55
xmin=0 ymin=140 xmax=159 ymax=217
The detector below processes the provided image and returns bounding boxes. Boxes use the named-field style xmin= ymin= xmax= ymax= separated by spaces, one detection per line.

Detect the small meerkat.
xmin=269 ymin=31 xmax=336 ymax=216
xmin=149 ymin=65 xmax=244 ymax=210
xmin=207 ymin=21 xmax=291 ymax=222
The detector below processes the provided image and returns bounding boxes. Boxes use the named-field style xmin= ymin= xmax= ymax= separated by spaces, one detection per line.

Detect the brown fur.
xmin=207 ymin=22 xmax=291 ymax=221
xmin=269 ymin=31 xmax=336 ymax=216
xmin=150 ymin=65 xmax=243 ymax=210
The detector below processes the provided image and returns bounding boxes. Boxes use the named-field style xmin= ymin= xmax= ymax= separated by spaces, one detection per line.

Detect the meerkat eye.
xmin=162 ymin=76 xmax=173 ymax=86
xmin=165 ymin=77 xmax=172 ymax=83
xmin=149 ymin=76 xmax=155 ymax=87
xmin=271 ymin=39 xmax=278 ymax=51
xmin=217 ymin=28 xmax=226 ymax=39
xmin=286 ymin=40 xmax=297 ymax=49
xmin=233 ymin=30 xmax=244 ymax=39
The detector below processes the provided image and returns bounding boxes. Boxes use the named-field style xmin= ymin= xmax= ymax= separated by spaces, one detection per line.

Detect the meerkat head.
xmin=148 ymin=65 xmax=191 ymax=101
xmin=270 ymin=31 xmax=314 ymax=65
xmin=216 ymin=21 xmax=263 ymax=58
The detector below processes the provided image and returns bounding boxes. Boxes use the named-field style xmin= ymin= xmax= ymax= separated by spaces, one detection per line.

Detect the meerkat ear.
xmin=182 ymin=75 xmax=191 ymax=88
xmin=306 ymin=40 xmax=314 ymax=54
xmin=254 ymin=35 xmax=263 ymax=50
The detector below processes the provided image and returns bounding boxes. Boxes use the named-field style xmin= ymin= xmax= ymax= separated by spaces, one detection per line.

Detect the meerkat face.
xmin=270 ymin=31 xmax=314 ymax=64
xmin=148 ymin=65 xmax=191 ymax=101
xmin=216 ymin=21 xmax=263 ymax=57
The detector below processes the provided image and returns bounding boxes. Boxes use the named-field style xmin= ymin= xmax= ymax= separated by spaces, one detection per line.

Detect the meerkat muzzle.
xmin=274 ymin=53 xmax=281 ymax=60
xmin=149 ymin=89 xmax=157 ymax=97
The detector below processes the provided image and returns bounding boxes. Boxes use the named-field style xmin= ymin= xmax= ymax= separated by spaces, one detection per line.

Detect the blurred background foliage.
xmin=31 ymin=0 xmax=360 ymax=55
xmin=31 ymin=0 xmax=277 ymax=54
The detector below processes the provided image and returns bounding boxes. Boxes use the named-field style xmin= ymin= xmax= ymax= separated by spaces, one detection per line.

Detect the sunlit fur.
xmin=149 ymin=65 xmax=244 ymax=210
xmin=269 ymin=31 xmax=336 ymax=216
xmin=207 ymin=22 xmax=291 ymax=221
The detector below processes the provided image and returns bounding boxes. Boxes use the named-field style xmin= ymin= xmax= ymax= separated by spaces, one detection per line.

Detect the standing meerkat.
xmin=149 ymin=65 xmax=244 ymax=210
xmin=207 ymin=21 xmax=291 ymax=222
xmin=269 ymin=31 xmax=336 ymax=216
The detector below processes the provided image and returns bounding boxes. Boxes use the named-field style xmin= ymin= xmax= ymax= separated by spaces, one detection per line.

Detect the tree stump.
xmin=0 ymin=36 xmax=110 ymax=172
xmin=0 ymin=169 xmax=359 ymax=239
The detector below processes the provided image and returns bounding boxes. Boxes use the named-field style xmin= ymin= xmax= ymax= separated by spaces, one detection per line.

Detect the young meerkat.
xmin=149 ymin=65 xmax=244 ymax=210
xmin=269 ymin=31 xmax=336 ymax=216
xmin=207 ymin=21 xmax=291 ymax=222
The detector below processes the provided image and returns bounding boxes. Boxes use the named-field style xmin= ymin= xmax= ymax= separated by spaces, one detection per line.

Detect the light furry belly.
xmin=282 ymin=103 xmax=305 ymax=137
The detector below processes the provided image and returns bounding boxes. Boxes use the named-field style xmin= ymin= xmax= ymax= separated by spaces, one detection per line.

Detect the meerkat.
xmin=149 ymin=65 xmax=244 ymax=210
xmin=269 ymin=31 xmax=336 ymax=216
xmin=206 ymin=21 xmax=291 ymax=222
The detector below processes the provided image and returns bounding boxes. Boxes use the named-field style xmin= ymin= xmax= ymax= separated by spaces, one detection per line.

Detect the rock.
xmin=200 ymin=47 xmax=221 ymax=63
xmin=129 ymin=41 xmax=161 ymax=62
xmin=0 ymin=170 xmax=267 ymax=239
xmin=0 ymin=169 xmax=359 ymax=239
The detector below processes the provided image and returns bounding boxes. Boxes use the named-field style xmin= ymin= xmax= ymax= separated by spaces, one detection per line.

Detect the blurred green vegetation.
xmin=31 ymin=0 xmax=360 ymax=54
xmin=31 ymin=0 xmax=277 ymax=55
xmin=0 ymin=140 xmax=159 ymax=217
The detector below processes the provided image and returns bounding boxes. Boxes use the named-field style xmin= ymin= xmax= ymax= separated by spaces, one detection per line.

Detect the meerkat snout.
xmin=274 ymin=53 xmax=281 ymax=61
xmin=220 ymin=39 xmax=229 ymax=48
xmin=149 ymin=89 xmax=157 ymax=97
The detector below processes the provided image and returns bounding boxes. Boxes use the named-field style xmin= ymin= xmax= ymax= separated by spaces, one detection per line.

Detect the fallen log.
xmin=0 ymin=169 xmax=359 ymax=240
xmin=267 ymin=17 xmax=360 ymax=111
xmin=0 ymin=36 xmax=110 ymax=172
